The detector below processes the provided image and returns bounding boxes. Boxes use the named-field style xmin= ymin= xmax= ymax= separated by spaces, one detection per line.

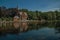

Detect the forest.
xmin=0 ymin=6 xmax=60 ymax=21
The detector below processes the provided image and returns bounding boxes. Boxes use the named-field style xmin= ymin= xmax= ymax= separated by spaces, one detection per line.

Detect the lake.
xmin=0 ymin=21 xmax=60 ymax=40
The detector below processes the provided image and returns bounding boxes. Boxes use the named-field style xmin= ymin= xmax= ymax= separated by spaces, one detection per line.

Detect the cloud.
xmin=41 ymin=1 xmax=60 ymax=11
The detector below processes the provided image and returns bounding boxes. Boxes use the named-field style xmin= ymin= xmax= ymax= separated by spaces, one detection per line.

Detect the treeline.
xmin=0 ymin=6 xmax=60 ymax=20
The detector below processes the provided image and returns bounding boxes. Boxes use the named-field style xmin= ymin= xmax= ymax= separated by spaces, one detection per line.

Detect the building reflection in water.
xmin=0 ymin=21 xmax=60 ymax=36
xmin=13 ymin=22 xmax=28 ymax=32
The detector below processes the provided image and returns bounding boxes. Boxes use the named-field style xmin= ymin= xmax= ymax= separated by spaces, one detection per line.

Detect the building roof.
xmin=14 ymin=16 xmax=19 ymax=19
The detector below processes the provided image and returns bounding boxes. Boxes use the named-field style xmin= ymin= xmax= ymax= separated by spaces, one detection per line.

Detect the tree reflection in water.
xmin=55 ymin=21 xmax=60 ymax=33
xmin=0 ymin=21 xmax=60 ymax=36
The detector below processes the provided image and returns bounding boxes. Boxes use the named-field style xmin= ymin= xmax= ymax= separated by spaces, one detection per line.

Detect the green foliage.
xmin=0 ymin=6 xmax=60 ymax=20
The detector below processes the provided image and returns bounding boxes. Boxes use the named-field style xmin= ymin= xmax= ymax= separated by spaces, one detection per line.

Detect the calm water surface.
xmin=0 ymin=21 xmax=60 ymax=40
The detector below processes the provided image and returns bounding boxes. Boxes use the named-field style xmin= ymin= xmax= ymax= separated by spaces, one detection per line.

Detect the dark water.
xmin=0 ymin=21 xmax=60 ymax=40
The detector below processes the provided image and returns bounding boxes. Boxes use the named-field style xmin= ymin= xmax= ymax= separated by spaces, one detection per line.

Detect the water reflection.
xmin=0 ymin=21 xmax=60 ymax=40
xmin=55 ymin=21 xmax=60 ymax=33
xmin=13 ymin=21 xmax=60 ymax=34
xmin=13 ymin=22 xmax=28 ymax=32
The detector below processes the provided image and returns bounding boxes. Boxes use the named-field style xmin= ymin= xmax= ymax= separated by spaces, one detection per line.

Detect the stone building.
xmin=13 ymin=11 xmax=28 ymax=29
xmin=19 ymin=12 xmax=28 ymax=20
xmin=13 ymin=16 xmax=19 ymax=22
xmin=13 ymin=11 xmax=28 ymax=22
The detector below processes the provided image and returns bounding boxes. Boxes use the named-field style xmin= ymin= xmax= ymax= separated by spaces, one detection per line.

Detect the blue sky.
xmin=0 ymin=0 xmax=60 ymax=11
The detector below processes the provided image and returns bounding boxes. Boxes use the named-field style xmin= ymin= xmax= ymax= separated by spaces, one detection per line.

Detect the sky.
xmin=0 ymin=0 xmax=60 ymax=12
